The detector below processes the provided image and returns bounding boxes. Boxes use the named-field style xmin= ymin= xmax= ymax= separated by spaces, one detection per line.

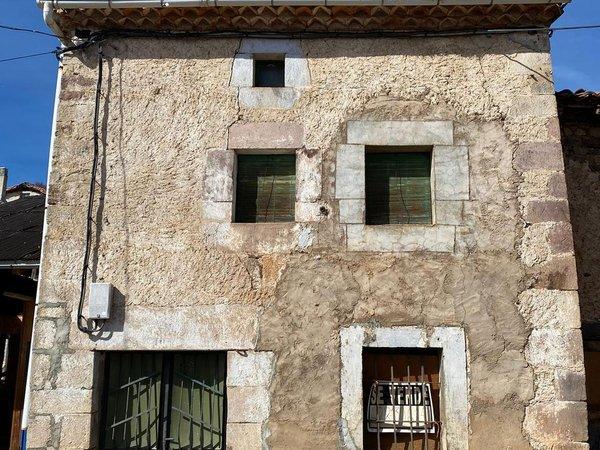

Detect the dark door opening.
xmin=100 ymin=352 xmax=226 ymax=450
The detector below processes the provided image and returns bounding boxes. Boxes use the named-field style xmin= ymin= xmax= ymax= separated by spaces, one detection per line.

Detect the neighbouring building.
xmin=27 ymin=1 xmax=588 ymax=449
xmin=0 ymin=168 xmax=45 ymax=450
xmin=557 ymin=90 xmax=600 ymax=450
xmin=4 ymin=183 xmax=46 ymax=204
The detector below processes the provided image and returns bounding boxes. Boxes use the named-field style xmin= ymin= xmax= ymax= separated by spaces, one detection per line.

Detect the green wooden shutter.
xmin=235 ymin=154 xmax=296 ymax=223
xmin=169 ymin=353 xmax=226 ymax=450
xmin=103 ymin=352 xmax=163 ymax=449
xmin=365 ymin=152 xmax=432 ymax=225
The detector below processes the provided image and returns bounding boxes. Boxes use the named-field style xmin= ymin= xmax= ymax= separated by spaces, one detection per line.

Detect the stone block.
xmin=339 ymin=199 xmax=365 ymax=224
xmin=227 ymin=351 xmax=275 ymax=387
xmin=346 ymin=224 xmax=455 ymax=252
xmin=239 ymin=38 xmax=303 ymax=56
xmin=434 ymin=146 xmax=469 ymax=201
xmin=33 ymin=319 xmax=57 ymax=350
xmin=285 ymin=56 xmax=310 ymax=87
xmin=238 ymin=87 xmax=300 ymax=109
xmin=56 ymin=351 xmax=96 ymax=389
xmin=230 ymin=53 xmax=253 ymax=87
xmin=347 ymin=121 xmax=453 ymax=146
xmin=31 ymin=353 xmax=52 ymax=389
xmin=511 ymin=94 xmax=558 ymax=118
xmin=524 ymin=401 xmax=588 ymax=445
xmin=30 ymin=389 xmax=93 ymax=415
xmin=509 ymin=52 xmax=552 ymax=76
xmin=548 ymin=172 xmax=568 ymax=198
xmin=526 ymin=329 xmax=584 ymax=370
xmin=532 ymin=255 xmax=579 ymax=291
xmin=548 ymin=222 xmax=575 ymax=254
xmin=203 ymin=149 xmax=234 ymax=202
xmin=115 ymin=304 xmax=260 ymax=351
xmin=514 ymin=142 xmax=564 ymax=171
xmin=555 ymin=369 xmax=587 ymax=402
xmin=227 ymin=386 xmax=270 ymax=423
xmin=201 ymin=201 xmax=232 ymax=223
xmin=435 ymin=200 xmax=463 ymax=225
xmin=226 ymin=422 xmax=263 ymax=450
xmin=297 ymin=149 xmax=322 ymax=203
xmin=228 ymin=123 xmax=303 ymax=149
xmin=27 ymin=414 xmax=52 ymax=448
xmin=516 ymin=289 xmax=581 ymax=330
xmin=335 ymin=145 xmax=365 ymax=199
xmin=524 ymin=200 xmax=570 ymax=224
xmin=59 ymin=414 xmax=93 ymax=448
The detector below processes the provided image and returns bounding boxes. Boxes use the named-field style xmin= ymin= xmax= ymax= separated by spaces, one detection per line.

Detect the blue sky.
xmin=0 ymin=1 xmax=598 ymax=186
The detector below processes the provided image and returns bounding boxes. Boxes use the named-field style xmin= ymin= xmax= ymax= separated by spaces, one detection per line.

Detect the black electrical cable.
xmin=0 ymin=50 xmax=58 ymax=63
xmin=77 ymin=43 xmax=105 ymax=334
xmin=0 ymin=24 xmax=59 ymax=38
xmin=1 ymin=22 xmax=599 ymax=65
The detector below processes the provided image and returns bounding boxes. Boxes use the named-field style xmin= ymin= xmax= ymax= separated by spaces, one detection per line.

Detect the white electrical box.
xmin=89 ymin=282 xmax=113 ymax=320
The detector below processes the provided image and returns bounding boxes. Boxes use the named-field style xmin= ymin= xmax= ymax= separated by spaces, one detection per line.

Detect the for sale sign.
xmin=367 ymin=381 xmax=436 ymax=434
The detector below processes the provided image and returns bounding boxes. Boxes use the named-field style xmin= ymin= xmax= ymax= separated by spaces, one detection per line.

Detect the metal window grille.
xmin=365 ymin=150 xmax=432 ymax=225
xmin=364 ymin=350 xmax=441 ymax=450
xmin=101 ymin=352 xmax=226 ymax=450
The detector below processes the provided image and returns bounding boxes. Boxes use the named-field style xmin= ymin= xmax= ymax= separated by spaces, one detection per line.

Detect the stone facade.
xmin=28 ymin=31 xmax=587 ymax=449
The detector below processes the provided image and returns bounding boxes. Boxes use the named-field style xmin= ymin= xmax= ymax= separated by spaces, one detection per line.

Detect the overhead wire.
xmin=0 ymin=24 xmax=59 ymax=38
xmin=0 ymin=22 xmax=598 ymax=64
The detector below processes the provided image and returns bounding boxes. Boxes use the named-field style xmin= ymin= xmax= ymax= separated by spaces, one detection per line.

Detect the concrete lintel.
xmin=347 ymin=120 xmax=453 ymax=146
xmin=239 ymin=87 xmax=300 ymax=109
xmin=340 ymin=325 xmax=468 ymax=449
xmin=228 ymin=122 xmax=304 ymax=149
xmin=85 ymin=304 xmax=260 ymax=350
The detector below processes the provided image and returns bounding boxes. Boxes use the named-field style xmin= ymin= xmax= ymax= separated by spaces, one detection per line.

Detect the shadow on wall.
xmin=73 ymin=31 xmax=550 ymax=67
xmin=558 ymin=89 xmax=600 ymax=450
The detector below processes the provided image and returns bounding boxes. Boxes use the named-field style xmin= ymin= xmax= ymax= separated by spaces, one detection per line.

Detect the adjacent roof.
xmin=0 ymin=196 xmax=45 ymax=265
xmin=6 ymin=182 xmax=47 ymax=196
xmin=48 ymin=2 xmax=568 ymax=35
xmin=556 ymin=89 xmax=600 ymax=124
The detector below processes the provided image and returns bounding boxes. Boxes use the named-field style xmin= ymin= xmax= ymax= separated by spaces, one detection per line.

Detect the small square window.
xmin=254 ymin=55 xmax=285 ymax=88
xmin=235 ymin=154 xmax=296 ymax=223
xmin=365 ymin=149 xmax=432 ymax=225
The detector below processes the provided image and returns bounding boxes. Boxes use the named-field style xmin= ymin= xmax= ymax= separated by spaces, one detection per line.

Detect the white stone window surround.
xmin=230 ymin=38 xmax=310 ymax=109
xmin=336 ymin=120 xmax=469 ymax=253
xmin=340 ymin=326 xmax=469 ymax=450
xmin=202 ymin=122 xmax=323 ymax=225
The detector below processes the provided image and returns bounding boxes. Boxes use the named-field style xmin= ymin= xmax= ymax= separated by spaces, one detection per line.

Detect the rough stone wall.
xmin=28 ymin=33 xmax=587 ymax=449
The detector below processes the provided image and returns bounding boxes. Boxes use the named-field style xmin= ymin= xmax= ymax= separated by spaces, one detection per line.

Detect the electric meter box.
xmin=89 ymin=282 xmax=113 ymax=320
